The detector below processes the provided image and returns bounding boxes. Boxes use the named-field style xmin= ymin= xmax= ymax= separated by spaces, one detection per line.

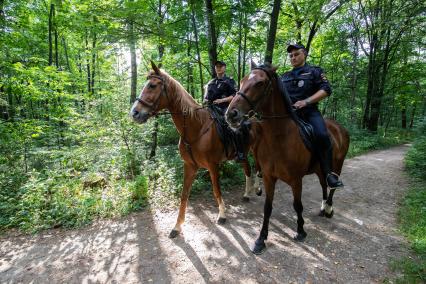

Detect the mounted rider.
xmin=280 ymin=44 xmax=344 ymax=189
xmin=204 ymin=60 xmax=246 ymax=162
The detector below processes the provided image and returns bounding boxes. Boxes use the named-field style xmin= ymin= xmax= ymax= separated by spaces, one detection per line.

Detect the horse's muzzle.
xmin=225 ymin=108 xmax=243 ymax=129
xmin=130 ymin=109 xmax=150 ymax=124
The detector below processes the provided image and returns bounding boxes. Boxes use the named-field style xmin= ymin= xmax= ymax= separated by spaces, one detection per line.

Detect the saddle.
xmin=277 ymin=79 xmax=315 ymax=152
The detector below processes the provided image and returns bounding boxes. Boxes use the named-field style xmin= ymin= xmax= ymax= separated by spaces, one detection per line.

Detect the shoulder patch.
xmin=320 ymin=73 xmax=328 ymax=82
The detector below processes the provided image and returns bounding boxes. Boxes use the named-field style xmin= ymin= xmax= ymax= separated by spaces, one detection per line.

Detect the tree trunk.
xmin=241 ymin=12 xmax=248 ymax=80
xmin=129 ymin=18 xmax=137 ymax=104
xmin=62 ymin=37 xmax=71 ymax=71
xmin=190 ymin=1 xmax=204 ymax=97
xmin=409 ymin=105 xmax=416 ymax=128
xmin=237 ymin=9 xmax=243 ymax=87
xmin=349 ymin=30 xmax=359 ymax=124
xmin=0 ymin=0 xmax=5 ymax=25
xmin=401 ymin=106 xmax=407 ymax=128
xmin=264 ymin=0 xmax=281 ymax=64
xmin=85 ymin=30 xmax=91 ymax=93
xmin=149 ymin=0 xmax=164 ymax=160
xmin=205 ymin=0 xmax=218 ymax=78
xmin=54 ymin=5 xmax=59 ymax=69
xmin=91 ymin=32 xmax=97 ymax=96
xmin=48 ymin=4 xmax=54 ymax=66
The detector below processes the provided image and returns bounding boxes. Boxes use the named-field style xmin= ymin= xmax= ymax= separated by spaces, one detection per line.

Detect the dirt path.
xmin=0 ymin=145 xmax=412 ymax=283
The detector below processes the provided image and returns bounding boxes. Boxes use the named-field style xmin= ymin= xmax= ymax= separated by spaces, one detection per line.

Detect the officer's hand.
xmin=293 ymin=100 xmax=308 ymax=109
xmin=213 ymin=99 xmax=222 ymax=104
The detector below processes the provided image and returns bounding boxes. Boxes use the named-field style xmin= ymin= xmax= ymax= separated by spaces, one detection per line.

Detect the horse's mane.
xmin=148 ymin=69 xmax=203 ymax=119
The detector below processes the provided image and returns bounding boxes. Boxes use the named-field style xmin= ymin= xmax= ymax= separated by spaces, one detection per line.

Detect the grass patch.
xmin=347 ymin=127 xmax=414 ymax=158
xmin=391 ymin=132 xmax=426 ymax=282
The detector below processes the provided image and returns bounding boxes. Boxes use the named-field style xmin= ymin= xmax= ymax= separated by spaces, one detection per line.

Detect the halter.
xmin=235 ymin=66 xmax=289 ymax=120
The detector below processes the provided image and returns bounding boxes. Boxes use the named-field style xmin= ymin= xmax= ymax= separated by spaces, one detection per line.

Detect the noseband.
xmin=135 ymin=74 xmax=168 ymax=116
xmin=236 ymin=67 xmax=274 ymax=119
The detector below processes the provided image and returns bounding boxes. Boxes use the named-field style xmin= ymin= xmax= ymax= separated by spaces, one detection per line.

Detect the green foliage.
xmin=405 ymin=120 xmax=426 ymax=180
xmin=390 ymin=124 xmax=426 ymax=283
xmin=347 ymin=127 xmax=414 ymax=158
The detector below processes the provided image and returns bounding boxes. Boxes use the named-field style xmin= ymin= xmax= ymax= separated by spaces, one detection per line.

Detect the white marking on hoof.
xmin=321 ymin=200 xmax=327 ymax=211
xmin=244 ymin=175 xmax=253 ymax=197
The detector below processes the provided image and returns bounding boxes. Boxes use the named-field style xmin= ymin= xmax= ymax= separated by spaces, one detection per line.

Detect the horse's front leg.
xmin=252 ymin=175 xmax=276 ymax=255
xmin=208 ymin=165 xmax=226 ymax=224
xmin=291 ymin=179 xmax=307 ymax=241
xmin=169 ymin=162 xmax=198 ymax=238
xmin=317 ymin=173 xmax=331 ymax=217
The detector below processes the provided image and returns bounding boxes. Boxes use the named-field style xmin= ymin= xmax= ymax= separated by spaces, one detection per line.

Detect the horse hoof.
xmin=293 ymin=232 xmax=307 ymax=242
xmin=325 ymin=210 xmax=334 ymax=218
xmin=252 ymin=242 xmax=266 ymax=255
xmin=242 ymin=196 xmax=250 ymax=202
xmin=256 ymin=189 xmax=262 ymax=196
xmin=169 ymin=229 xmax=180 ymax=239
xmin=217 ymin=217 xmax=227 ymax=224
xmin=319 ymin=210 xmax=325 ymax=217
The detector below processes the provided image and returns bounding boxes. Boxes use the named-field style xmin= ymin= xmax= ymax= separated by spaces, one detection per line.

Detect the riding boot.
xmin=233 ymin=131 xmax=246 ymax=163
xmin=318 ymin=145 xmax=344 ymax=189
xmin=233 ymin=124 xmax=249 ymax=163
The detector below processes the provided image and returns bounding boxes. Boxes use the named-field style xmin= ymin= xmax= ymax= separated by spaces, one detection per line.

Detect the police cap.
xmin=214 ymin=60 xmax=226 ymax=66
xmin=287 ymin=44 xmax=306 ymax=53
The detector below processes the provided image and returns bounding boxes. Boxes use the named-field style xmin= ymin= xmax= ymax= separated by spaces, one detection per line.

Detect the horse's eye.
xmin=148 ymin=83 xmax=156 ymax=89
xmin=255 ymin=81 xmax=264 ymax=87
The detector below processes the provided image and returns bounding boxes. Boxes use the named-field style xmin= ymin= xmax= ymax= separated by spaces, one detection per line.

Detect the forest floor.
xmin=0 ymin=145 xmax=413 ymax=283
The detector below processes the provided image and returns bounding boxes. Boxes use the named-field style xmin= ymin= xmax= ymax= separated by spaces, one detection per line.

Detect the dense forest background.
xmin=0 ymin=0 xmax=425 ymax=232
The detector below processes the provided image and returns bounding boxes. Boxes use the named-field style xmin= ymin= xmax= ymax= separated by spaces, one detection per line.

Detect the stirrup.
xmin=326 ymin=172 xmax=344 ymax=189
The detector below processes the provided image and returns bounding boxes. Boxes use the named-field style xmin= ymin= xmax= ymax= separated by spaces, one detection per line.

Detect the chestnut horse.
xmin=130 ymin=62 xmax=259 ymax=238
xmin=225 ymin=63 xmax=350 ymax=254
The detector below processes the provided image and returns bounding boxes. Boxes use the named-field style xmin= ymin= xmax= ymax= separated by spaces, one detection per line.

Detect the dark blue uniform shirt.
xmin=204 ymin=75 xmax=237 ymax=110
xmin=280 ymin=64 xmax=331 ymax=110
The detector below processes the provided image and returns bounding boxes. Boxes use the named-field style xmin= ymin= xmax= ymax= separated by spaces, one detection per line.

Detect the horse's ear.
xmin=151 ymin=60 xmax=160 ymax=74
xmin=250 ymin=59 xmax=257 ymax=70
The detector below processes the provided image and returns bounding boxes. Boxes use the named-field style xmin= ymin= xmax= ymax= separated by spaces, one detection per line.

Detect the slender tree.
xmin=264 ymin=0 xmax=281 ymax=64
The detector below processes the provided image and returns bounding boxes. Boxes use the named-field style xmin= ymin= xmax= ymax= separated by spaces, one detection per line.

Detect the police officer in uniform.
xmin=204 ymin=60 xmax=246 ymax=162
xmin=280 ymin=44 xmax=343 ymax=189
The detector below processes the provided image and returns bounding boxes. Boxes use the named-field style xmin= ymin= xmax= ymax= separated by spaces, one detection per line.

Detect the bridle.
xmin=235 ymin=66 xmax=289 ymax=120
xmin=135 ymin=74 xmax=169 ymax=116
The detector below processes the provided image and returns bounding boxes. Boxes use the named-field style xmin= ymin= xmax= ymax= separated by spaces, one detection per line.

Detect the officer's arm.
xmin=304 ymin=68 xmax=331 ymax=104
xmin=294 ymin=68 xmax=331 ymax=109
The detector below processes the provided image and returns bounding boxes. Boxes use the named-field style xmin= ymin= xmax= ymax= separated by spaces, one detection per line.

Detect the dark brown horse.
xmin=130 ymin=62 xmax=260 ymax=238
xmin=225 ymin=63 xmax=350 ymax=254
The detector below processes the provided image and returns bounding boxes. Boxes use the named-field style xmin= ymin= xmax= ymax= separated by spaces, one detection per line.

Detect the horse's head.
xmin=226 ymin=61 xmax=278 ymax=129
xmin=130 ymin=61 xmax=169 ymax=124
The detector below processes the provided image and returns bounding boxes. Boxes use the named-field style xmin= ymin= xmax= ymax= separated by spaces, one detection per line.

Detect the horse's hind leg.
xmin=291 ymin=179 xmax=307 ymax=241
xmin=242 ymin=160 xmax=253 ymax=202
xmin=169 ymin=162 xmax=198 ymax=238
xmin=252 ymin=175 xmax=276 ymax=255
xmin=208 ymin=165 xmax=226 ymax=224
xmin=322 ymin=155 xmax=346 ymax=218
